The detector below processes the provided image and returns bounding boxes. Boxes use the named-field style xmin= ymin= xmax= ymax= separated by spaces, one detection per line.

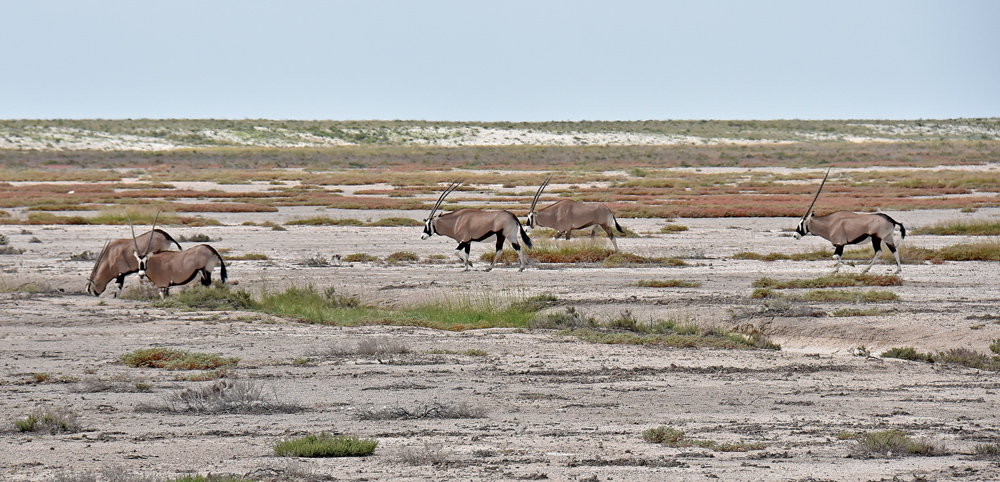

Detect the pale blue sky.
xmin=2 ymin=1 xmax=997 ymax=121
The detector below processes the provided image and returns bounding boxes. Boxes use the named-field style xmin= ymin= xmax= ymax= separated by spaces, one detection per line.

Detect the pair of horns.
xmin=129 ymin=210 xmax=161 ymax=257
xmin=427 ymin=181 xmax=463 ymax=219
xmin=801 ymin=168 xmax=831 ymax=220
xmin=530 ymin=175 xmax=553 ymax=213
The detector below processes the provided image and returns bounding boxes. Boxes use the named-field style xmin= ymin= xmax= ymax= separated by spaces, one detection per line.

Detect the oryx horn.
xmin=142 ymin=210 xmax=161 ymax=257
xmin=530 ymin=175 xmax=553 ymax=213
xmin=428 ymin=180 xmax=462 ymax=219
xmin=128 ymin=214 xmax=142 ymax=256
xmin=802 ymin=168 xmax=831 ymax=219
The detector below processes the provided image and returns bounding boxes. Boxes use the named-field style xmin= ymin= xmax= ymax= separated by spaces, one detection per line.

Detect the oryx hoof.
xmin=484 ymin=267 xmax=493 ymax=272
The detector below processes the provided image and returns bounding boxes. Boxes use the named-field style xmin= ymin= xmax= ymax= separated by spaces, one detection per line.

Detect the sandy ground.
xmin=2 ymin=205 xmax=1000 ymax=481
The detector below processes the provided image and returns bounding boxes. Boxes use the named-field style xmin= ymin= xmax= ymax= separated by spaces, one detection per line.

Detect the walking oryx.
xmin=793 ymin=169 xmax=907 ymax=274
xmin=421 ymin=181 xmax=533 ymax=271
xmin=86 ymin=223 xmax=182 ymax=297
xmin=526 ymin=175 xmax=625 ymax=251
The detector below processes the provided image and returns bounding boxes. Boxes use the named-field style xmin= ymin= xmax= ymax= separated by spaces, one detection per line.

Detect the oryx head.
xmin=525 ymin=174 xmax=552 ymax=233
xmin=422 ymin=181 xmax=462 ymax=240
xmin=86 ymin=239 xmax=112 ymax=296
xmin=793 ymin=169 xmax=830 ymax=240
xmin=129 ymin=211 xmax=160 ymax=278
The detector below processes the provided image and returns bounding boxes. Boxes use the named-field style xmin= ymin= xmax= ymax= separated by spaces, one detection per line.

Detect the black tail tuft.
xmin=876 ymin=213 xmax=906 ymax=239
xmin=614 ymin=217 xmax=624 ymax=234
xmin=520 ymin=224 xmax=533 ymax=249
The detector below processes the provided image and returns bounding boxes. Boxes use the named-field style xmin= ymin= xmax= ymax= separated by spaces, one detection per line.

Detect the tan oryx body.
xmin=422 ymin=181 xmax=533 ymax=271
xmin=526 ymin=175 xmax=625 ymax=251
xmin=793 ymin=170 xmax=907 ymax=274
xmin=136 ymin=244 xmax=228 ymax=298
xmin=86 ymin=229 xmax=181 ymax=297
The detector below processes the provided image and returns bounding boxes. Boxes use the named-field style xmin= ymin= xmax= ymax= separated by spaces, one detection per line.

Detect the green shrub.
xmin=120 ymin=347 xmax=239 ymax=370
xmin=642 ymin=425 xmax=765 ymax=452
xmin=274 ymin=433 xmax=378 ymax=457
xmin=850 ymin=430 xmax=945 ymax=457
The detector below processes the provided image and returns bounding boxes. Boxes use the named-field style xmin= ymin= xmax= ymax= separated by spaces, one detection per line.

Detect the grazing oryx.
xmin=526 ymin=175 xmax=625 ymax=251
xmin=86 ymin=222 xmax=182 ymax=297
xmin=793 ymin=169 xmax=907 ymax=274
xmin=421 ymin=181 xmax=533 ymax=271
xmin=127 ymin=221 xmax=227 ymax=298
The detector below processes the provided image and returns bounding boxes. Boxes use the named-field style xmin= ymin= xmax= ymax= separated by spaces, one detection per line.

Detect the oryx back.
xmin=534 ymin=200 xmax=624 ymax=250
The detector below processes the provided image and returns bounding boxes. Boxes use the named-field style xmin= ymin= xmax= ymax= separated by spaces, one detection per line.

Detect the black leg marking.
xmin=834 ymin=245 xmax=845 ymax=257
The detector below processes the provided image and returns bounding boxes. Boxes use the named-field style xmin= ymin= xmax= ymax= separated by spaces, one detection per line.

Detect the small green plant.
xmin=990 ymin=339 xmax=1000 ymax=355
xmin=274 ymin=433 xmax=378 ymax=457
xmin=14 ymin=408 xmax=80 ymax=434
xmin=260 ymin=220 xmax=286 ymax=231
xmin=880 ymin=346 xmax=935 ymax=363
xmin=752 ymin=274 xmax=903 ymax=289
xmin=120 ymin=347 xmax=239 ymax=370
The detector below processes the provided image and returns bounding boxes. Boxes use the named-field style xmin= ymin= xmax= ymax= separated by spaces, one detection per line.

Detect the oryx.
xmin=793 ymin=169 xmax=907 ymax=274
xmin=119 ymin=216 xmax=227 ymax=298
xmin=421 ymin=181 xmax=533 ymax=271
xmin=526 ymin=175 xmax=625 ymax=251
xmin=86 ymin=216 xmax=182 ymax=297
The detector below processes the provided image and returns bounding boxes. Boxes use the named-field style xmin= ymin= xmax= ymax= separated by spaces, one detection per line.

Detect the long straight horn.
xmin=143 ymin=209 xmax=161 ymax=256
xmin=428 ymin=180 xmax=462 ymax=219
xmin=128 ymin=214 xmax=141 ymax=256
xmin=802 ymin=168 xmax=831 ymax=219
xmin=530 ymin=175 xmax=553 ymax=213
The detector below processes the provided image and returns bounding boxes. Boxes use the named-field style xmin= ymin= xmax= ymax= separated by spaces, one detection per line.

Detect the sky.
xmin=2 ymin=1 xmax=998 ymax=121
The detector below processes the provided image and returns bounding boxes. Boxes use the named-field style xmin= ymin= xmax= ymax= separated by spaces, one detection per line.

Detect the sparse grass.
xmin=489 ymin=240 xmax=686 ymax=266
xmin=832 ymin=307 xmax=887 ymax=317
xmin=300 ymin=253 xmax=331 ymax=266
xmin=880 ymin=345 xmax=1000 ymax=371
xmin=386 ymin=251 xmax=419 ymax=263
xmin=357 ymin=337 xmax=410 ymax=356
xmin=912 ymin=218 xmax=1000 ymax=236
xmin=881 ymin=346 xmax=936 ymax=363
xmin=274 ymin=433 xmax=378 ymax=458
xmin=343 ymin=252 xmax=379 ymax=262
xmin=14 ymin=407 xmax=80 ymax=434
xmin=659 ymin=224 xmax=689 ymax=233
xmin=547 ymin=309 xmax=780 ymax=350
xmin=224 ymin=252 xmax=268 ymax=260
xmin=635 ymin=279 xmax=701 ymax=288
xmin=848 ymin=430 xmax=946 ymax=457
xmin=751 ymin=288 xmax=899 ymax=302
xmin=643 ymin=426 xmax=766 ymax=452
xmin=120 ymin=347 xmax=239 ymax=370
xmin=427 ymin=348 xmax=489 ymax=356
xmin=151 ymin=284 xmax=257 ymax=311
xmin=140 ymin=379 xmax=302 ymax=414
xmin=902 ymin=241 xmax=1000 ymax=262
xmin=973 ymin=443 xmax=1000 ymax=460
xmin=752 ymin=274 xmax=902 ymax=289
xmin=397 ymin=442 xmax=451 ymax=466
xmin=177 ymin=233 xmax=213 ymax=242
xmin=365 ymin=217 xmax=423 ymax=227
xmin=287 ymin=216 xmax=365 ymax=226
xmin=357 ymin=401 xmax=486 ymax=420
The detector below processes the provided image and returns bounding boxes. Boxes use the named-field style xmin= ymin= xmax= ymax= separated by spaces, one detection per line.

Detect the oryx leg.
xmin=486 ymin=233 xmax=505 ymax=272
xmin=200 ymin=269 xmax=212 ymax=286
xmin=832 ymin=245 xmax=845 ymax=274
xmin=563 ymin=230 xmax=572 ymax=240
xmin=114 ymin=274 xmax=127 ymax=298
xmin=602 ymin=225 xmax=620 ymax=252
xmin=886 ymin=241 xmax=902 ymax=274
xmin=589 ymin=226 xmax=599 ymax=238
xmin=455 ymin=242 xmax=472 ymax=271
xmin=861 ymin=236 xmax=883 ymax=274
xmin=159 ymin=287 xmax=169 ymax=299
